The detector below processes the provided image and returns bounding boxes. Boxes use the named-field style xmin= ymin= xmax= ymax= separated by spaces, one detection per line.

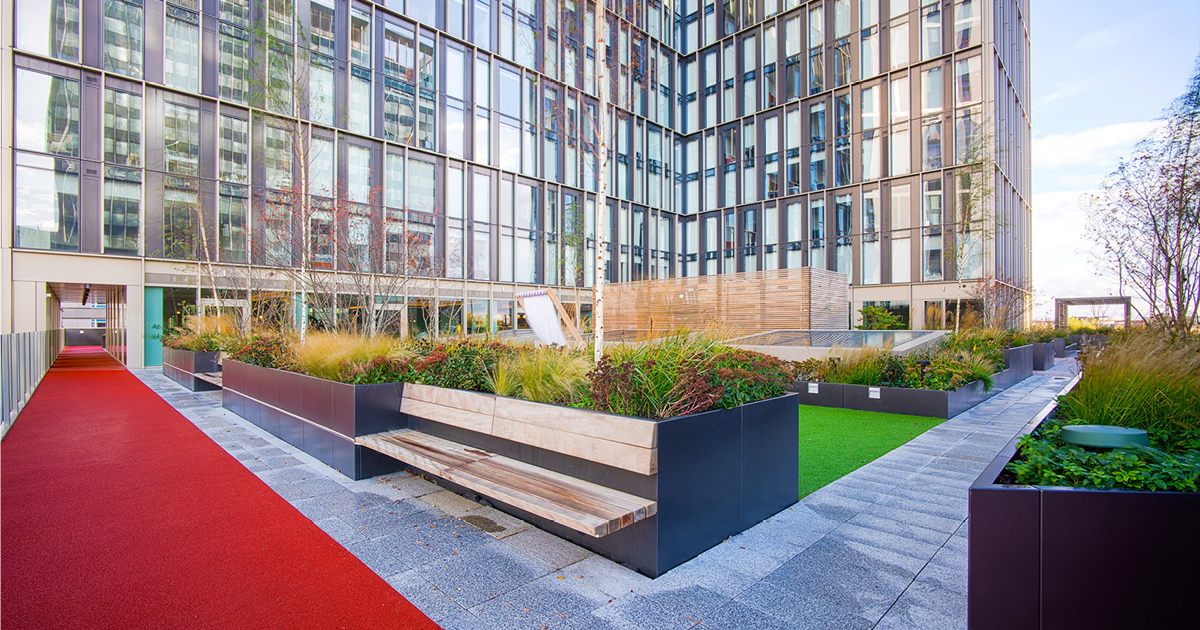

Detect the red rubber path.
xmin=2 ymin=347 xmax=440 ymax=629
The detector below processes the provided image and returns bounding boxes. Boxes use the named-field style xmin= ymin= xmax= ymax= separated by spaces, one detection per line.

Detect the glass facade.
xmin=6 ymin=0 xmax=1031 ymax=330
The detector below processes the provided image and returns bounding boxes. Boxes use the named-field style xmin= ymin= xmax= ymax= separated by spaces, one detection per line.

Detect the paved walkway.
xmin=135 ymin=359 xmax=1078 ymax=630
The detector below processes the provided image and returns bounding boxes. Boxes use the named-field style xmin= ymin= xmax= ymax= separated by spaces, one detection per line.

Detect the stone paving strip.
xmin=136 ymin=359 xmax=1078 ymax=630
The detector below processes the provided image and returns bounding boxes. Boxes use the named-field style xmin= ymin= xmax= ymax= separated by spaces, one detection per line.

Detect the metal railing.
xmin=1 ymin=330 xmax=63 ymax=439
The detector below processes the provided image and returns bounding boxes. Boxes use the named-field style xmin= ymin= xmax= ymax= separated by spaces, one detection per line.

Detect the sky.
xmin=1030 ymin=1 xmax=1200 ymax=320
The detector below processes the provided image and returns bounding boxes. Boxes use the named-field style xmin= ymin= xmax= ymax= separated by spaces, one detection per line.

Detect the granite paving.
xmin=134 ymin=358 xmax=1079 ymax=629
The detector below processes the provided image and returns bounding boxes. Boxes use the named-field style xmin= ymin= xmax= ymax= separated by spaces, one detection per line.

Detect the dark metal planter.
xmin=1052 ymin=337 xmax=1067 ymax=358
xmin=789 ymin=345 xmax=1035 ymax=419
xmin=401 ymin=393 xmax=800 ymax=578
xmin=221 ymin=360 xmax=405 ymax=480
xmin=162 ymin=347 xmax=222 ymax=391
xmin=968 ymin=393 xmax=1200 ymax=630
xmin=1031 ymin=342 xmax=1055 ymax=371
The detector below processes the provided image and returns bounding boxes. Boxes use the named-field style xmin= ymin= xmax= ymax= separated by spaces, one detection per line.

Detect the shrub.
xmin=227 ymin=334 xmax=293 ymax=369
xmin=292 ymin=333 xmax=401 ymax=381
xmin=1006 ymin=417 xmax=1200 ymax=492
xmin=856 ymin=305 xmax=906 ymax=330
xmin=501 ymin=345 xmax=590 ymax=405
xmin=162 ymin=314 xmax=239 ymax=352
xmin=589 ymin=332 xmax=793 ymax=420
xmin=1058 ymin=330 xmax=1200 ymax=437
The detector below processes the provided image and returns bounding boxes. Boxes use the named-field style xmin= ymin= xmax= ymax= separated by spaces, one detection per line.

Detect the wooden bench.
xmin=355 ymin=383 xmax=659 ymax=538
xmin=357 ymin=430 xmax=657 ymax=537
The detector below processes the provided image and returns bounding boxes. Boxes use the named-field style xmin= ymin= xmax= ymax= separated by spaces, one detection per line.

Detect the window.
xmin=349 ymin=68 xmax=371 ymax=135
xmin=218 ymin=27 xmax=250 ymax=104
xmin=105 ymin=177 xmax=141 ymax=255
xmin=417 ymin=36 xmax=437 ymax=149
xmin=268 ymin=0 xmax=292 ymax=42
xmin=163 ymin=179 xmax=202 ymax=260
xmin=891 ymin=183 xmax=911 ymax=282
xmin=891 ymin=123 xmax=910 ymax=174
xmin=347 ymin=146 xmax=371 ymax=203
xmin=835 ymin=193 xmax=852 ymax=275
xmin=955 ymin=106 xmax=982 ymax=163
xmin=810 ymin=197 xmax=825 ymax=269
xmin=266 ymin=43 xmax=294 ymax=115
xmin=922 ymin=177 xmax=943 ymax=280
xmin=955 ymin=56 xmax=981 ymax=105
xmin=862 ymin=132 xmax=880 ymax=180
xmin=922 ymin=119 xmax=942 ymax=169
xmin=409 ymin=159 xmax=436 ymax=214
xmin=862 ymin=189 xmax=881 ymax=284
xmin=921 ymin=3 xmax=941 ymax=60
xmin=861 ymin=0 xmax=879 ymax=28
xmin=219 ymin=0 xmax=249 ymax=27
xmin=163 ymin=102 xmax=199 ymax=177
xmin=164 ymin=8 xmax=200 ymax=92
xmin=104 ymin=0 xmax=143 ymax=78
xmin=385 ymin=153 xmax=404 ymax=209
xmin=384 ymin=84 xmax=416 ymax=145
xmin=890 ymin=75 xmax=910 ymax=122
xmin=862 ymin=86 xmax=880 ymax=129
xmin=474 ymin=0 xmax=491 ymax=51
xmin=384 ymin=22 xmax=416 ymax=81
xmin=835 ymin=137 xmax=851 ymax=186
xmin=310 ymin=56 xmax=335 ymax=126
xmin=13 ymin=155 xmax=80 ymax=251
xmin=262 ymin=123 xmax=292 ymax=190
xmin=890 ymin=21 xmax=908 ymax=70
xmin=16 ymin=68 xmax=78 ymax=156
xmin=104 ymin=89 xmax=142 ymax=167
xmin=219 ymin=185 xmax=248 ymax=262
xmin=922 ymin=67 xmax=943 ymax=114
xmin=833 ymin=38 xmax=851 ymax=87
xmin=219 ymin=116 xmax=248 ymax=184
xmin=350 ymin=7 xmax=371 ymax=67
xmin=310 ymin=0 xmax=335 ymax=56
xmin=16 ymin=0 xmax=80 ymax=61
xmin=954 ymin=0 xmax=979 ymax=49
xmin=861 ymin=29 xmax=878 ymax=78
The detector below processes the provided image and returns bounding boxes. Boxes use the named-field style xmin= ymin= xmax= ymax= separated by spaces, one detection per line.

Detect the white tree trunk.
xmin=592 ymin=5 xmax=609 ymax=363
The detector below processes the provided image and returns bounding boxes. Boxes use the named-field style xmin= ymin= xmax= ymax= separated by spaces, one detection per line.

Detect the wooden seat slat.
xmin=356 ymin=429 xmax=657 ymax=538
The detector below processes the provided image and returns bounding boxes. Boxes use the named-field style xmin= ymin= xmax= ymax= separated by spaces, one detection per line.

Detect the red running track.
xmin=2 ymin=347 xmax=440 ymax=629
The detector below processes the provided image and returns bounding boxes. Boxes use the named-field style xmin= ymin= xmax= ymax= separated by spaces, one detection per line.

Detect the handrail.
xmin=1 ymin=330 xmax=64 ymax=439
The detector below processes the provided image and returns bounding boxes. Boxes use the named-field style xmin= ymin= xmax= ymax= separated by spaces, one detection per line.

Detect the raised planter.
xmin=389 ymin=384 xmax=800 ymax=578
xmin=968 ymin=388 xmax=1200 ymax=630
xmin=220 ymin=360 xmax=405 ymax=480
xmin=1052 ymin=337 xmax=1067 ymax=358
xmin=162 ymin=347 xmax=222 ymax=392
xmin=789 ymin=345 xmax=1035 ymax=419
xmin=1031 ymin=342 xmax=1055 ymax=371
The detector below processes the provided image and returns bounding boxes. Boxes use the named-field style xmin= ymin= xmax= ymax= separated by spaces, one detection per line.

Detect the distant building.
xmin=3 ymin=0 xmax=1031 ymax=366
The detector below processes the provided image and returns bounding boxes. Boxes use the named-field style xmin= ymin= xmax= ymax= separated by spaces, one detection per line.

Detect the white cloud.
xmin=1030 ymin=190 xmax=1134 ymax=319
xmin=1033 ymin=121 xmax=1158 ymax=172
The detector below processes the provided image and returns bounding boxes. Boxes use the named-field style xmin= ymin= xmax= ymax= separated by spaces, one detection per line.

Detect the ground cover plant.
xmin=1004 ymin=331 xmax=1200 ymax=492
xmin=215 ymin=328 xmax=795 ymax=420
xmin=796 ymin=405 xmax=944 ymax=498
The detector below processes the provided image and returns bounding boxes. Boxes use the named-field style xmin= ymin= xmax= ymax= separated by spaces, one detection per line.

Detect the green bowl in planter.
xmin=1061 ymin=425 xmax=1150 ymax=449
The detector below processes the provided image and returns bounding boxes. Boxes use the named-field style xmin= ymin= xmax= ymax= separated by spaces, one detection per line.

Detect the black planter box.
xmin=402 ymin=393 xmax=800 ymax=578
xmin=162 ymin=347 xmax=222 ymax=392
xmin=1031 ymin=342 xmax=1055 ymax=371
xmin=1052 ymin=337 xmax=1067 ymax=358
xmin=968 ymin=397 xmax=1200 ymax=630
xmin=221 ymin=360 xmax=405 ymax=480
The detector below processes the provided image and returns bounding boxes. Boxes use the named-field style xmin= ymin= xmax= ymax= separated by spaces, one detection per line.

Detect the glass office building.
xmin=3 ymin=0 xmax=1031 ymax=353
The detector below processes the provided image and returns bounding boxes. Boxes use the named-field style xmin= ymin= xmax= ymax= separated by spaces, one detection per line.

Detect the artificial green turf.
xmin=797 ymin=404 xmax=946 ymax=498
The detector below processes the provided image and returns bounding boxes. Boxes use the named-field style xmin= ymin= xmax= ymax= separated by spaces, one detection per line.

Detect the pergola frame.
xmin=1053 ymin=297 xmax=1133 ymax=329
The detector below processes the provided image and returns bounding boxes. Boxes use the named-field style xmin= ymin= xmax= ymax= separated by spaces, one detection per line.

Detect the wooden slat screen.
xmin=603 ymin=268 xmax=849 ymax=334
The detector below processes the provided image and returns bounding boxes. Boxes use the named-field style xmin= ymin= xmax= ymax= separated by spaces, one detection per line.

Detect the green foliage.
xmin=496 ymin=346 xmax=591 ymax=405
xmin=292 ymin=332 xmax=404 ymax=381
xmin=1007 ymin=417 xmax=1200 ymax=492
xmin=227 ymin=334 xmax=293 ymax=369
xmin=1058 ymin=330 xmax=1200 ymax=436
xmin=161 ymin=314 xmax=239 ymax=352
xmin=794 ymin=346 xmax=998 ymax=392
xmin=589 ymin=331 xmax=795 ymax=420
xmin=855 ymin=305 xmax=906 ymax=330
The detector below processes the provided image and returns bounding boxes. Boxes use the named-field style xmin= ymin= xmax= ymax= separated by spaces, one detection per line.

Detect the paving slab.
xmin=134 ymin=358 xmax=1078 ymax=629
